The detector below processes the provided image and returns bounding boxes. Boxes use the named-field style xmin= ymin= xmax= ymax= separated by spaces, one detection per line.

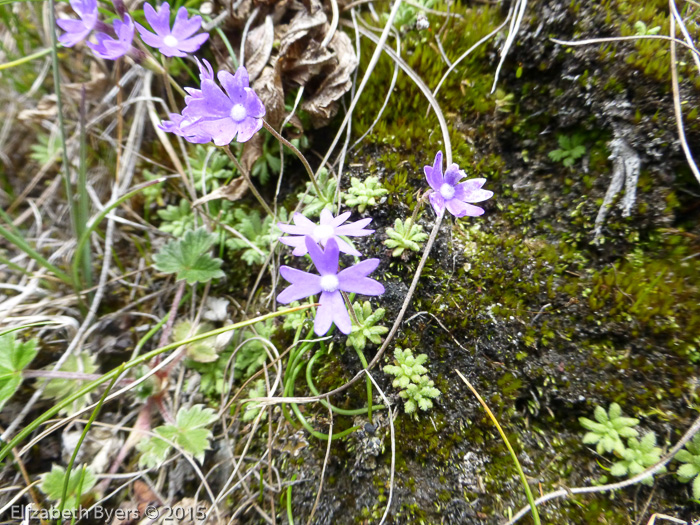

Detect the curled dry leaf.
xmin=191 ymin=177 xmax=249 ymax=207
xmin=18 ymin=95 xmax=58 ymax=122
xmin=216 ymin=0 xmax=358 ymax=128
xmin=300 ymin=29 xmax=358 ymax=127
xmin=244 ymin=14 xmax=274 ymax=82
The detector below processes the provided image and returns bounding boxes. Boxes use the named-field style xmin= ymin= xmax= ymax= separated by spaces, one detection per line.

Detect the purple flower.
xmin=57 ymin=0 xmax=98 ymax=47
xmin=136 ymin=3 xmax=209 ymax=58
xmin=159 ymin=113 xmax=211 ymax=143
xmin=425 ymin=151 xmax=493 ymax=218
xmin=278 ymin=209 xmax=374 ymax=257
xmin=178 ymin=66 xmax=265 ymax=145
xmin=277 ymin=237 xmax=384 ymax=335
xmin=87 ymin=14 xmax=135 ymax=60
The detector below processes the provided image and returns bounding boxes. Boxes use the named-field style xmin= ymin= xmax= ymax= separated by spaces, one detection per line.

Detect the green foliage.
xmin=282 ymin=301 xmax=310 ymax=332
xmin=384 ymin=348 xmax=440 ymax=415
xmin=579 ymin=403 xmax=640 ymax=454
xmin=30 ymin=132 xmax=63 ymax=165
xmin=0 ymin=333 xmax=38 ymax=411
xmin=153 ymin=228 xmax=224 ymax=284
xmin=189 ymin=145 xmax=234 ymax=192
xmin=40 ymin=465 xmax=96 ymax=510
xmin=142 ymin=170 xmax=166 ymax=210
xmin=548 ymin=134 xmax=586 ymax=167
xmin=241 ymin=379 xmax=267 ymax=422
xmin=675 ymin=432 xmax=700 ymax=499
xmin=172 ymin=320 xmax=225 ymax=363
xmin=634 ymin=21 xmax=661 ymax=36
xmin=384 ymin=218 xmax=428 ymax=257
xmin=137 ymin=405 xmax=217 ymax=467
xmin=382 ymin=0 xmax=434 ymax=30
xmin=39 ymin=352 xmax=97 ymax=415
xmin=226 ymin=208 xmax=285 ymax=265
xmin=346 ymin=301 xmax=388 ymax=351
xmin=610 ymin=433 xmax=665 ymax=486
xmin=157 ymin=199 xmax=196 ymax=237
xmin=235 ymin=319 xmax=276 ymax=380
xmin=344 ymin=176 xmax=388 ymax=213
xmin=298 ymin=168 xmax=338 ymax=218
xmin=250 ymin=132 xmax=282 ymax=185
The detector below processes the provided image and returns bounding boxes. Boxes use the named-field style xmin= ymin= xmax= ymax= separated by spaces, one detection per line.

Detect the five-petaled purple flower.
xmin=162 ymin=64 xmax=265 ymax=145
xmin=425 ymin=151 xmax=493 ymax=218
xmin=277 ymin=237 xmax=384 ymax=335
xmin=278 ymin=209 xmax=374 ymax=257
xmin=57 ymin=0 xmax=98 ymax=47
xmin=136 ymin=3 xmax=209 ymax=58
xmin=88 ymin=14 xmax=135 ymax=60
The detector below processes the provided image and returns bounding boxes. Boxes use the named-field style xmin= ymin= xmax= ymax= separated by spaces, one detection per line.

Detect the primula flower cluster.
xmin=276 ymin=211 xmax=383 ymax=336
xmin=160 ymin=61 xmax=266 ymax=146
xmin=58 ymin=0 xmax=208 ymax=60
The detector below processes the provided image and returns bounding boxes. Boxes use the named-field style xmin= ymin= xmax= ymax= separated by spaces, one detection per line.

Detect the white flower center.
xmin=440 ymin=183 xmax=455 ymax=200
xmin=230 ymin=103 xmax=247 ymax=122
xmin=312 ymin=224 xmax=335 ymax=244
xmin=320 ymin=274 xmax=339 ymax=293
xmin=163 ymin=35 xmax=178 ymax=48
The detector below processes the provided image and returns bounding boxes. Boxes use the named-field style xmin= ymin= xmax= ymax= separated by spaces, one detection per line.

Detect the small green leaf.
xmin=39 ymin=352 xmax=97 ymax=415
xmin=40 ymin=465 xmax=96 ymax=510
xmin=154 ymin=228 xmax=225 ymax=284
xmin=138 ymin=405 xmax=217 ymax=466
xmin=0 ymin=333 xmax=38 ymax=411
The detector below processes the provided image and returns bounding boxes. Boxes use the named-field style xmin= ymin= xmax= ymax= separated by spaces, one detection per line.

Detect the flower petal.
xmin=277 ymin=266 xmax=321 ymax=303
xmin=429 ymin=191 xmax=445 ymax=215
xmin=334 ymin=236 xmax=361 ymax=256
xmin=197 ymin=118 xmax=238 ymax=146
xmin=278 ymin=236 xmax=308 ymax=256
xmin=135 ymin=23 xmax=163 ymax=48
xmin=244 ymin=88 xmax=266 ymax=118
xmin=218 ymin=69 xmax=247 ymax=105
xmin=183 ymin=80 xmax=231 ymax=118
xmin=315 ymin=291 xmax=351 ymax=335
xmin=329 ymin=211 xmax=352 ymax=227
xmin=334 ymin=217 xmax=373 ymax=236
xmin=235 ymin=117 xmax=263 ymax=143
xmin=319 ymin=208 xmax=334 ymax=226
xmin=444 ymin=163 xmax=466 ymax=186
xmin=176 ymin=33 xmax=209 ymax=53
xmin=307 ymin=236 xmax=339 ymax=276
xmin=172 ymin=7 xmax=202 ymax=38
xmin=340 ymin=256 xmax=383 ymax=284
xmin=143 ymin=2 xmax=170 ymax=36
xmin=424 ymin=151 xmax=443 ymax=190
xmin=445 ymin=199 xmax=484 ymax=217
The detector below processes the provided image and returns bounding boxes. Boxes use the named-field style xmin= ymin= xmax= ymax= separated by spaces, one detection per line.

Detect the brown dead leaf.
xmin=252 ymin=61 xmax=285 ymax=128
xmin=63 ymin=67 xmax=110 ymax=103
xmin=134 ymin=480 xmax=162 ymax=516
xmin=109 ymin=502 xmax=139 ymax=525
xmin=192 ymin=178 xmax=248 ymax=207
xmin=277 ymin=0 xmax=327 ymax=57
xmin=244 ymin=15 xmax=274 ymax=83
xmin=240 ymin=132 xmax=264 ymax=174
xmin=18 ymin=95 xmax=58 ymax=122
xmin=301 ymin=29 xmax=358 ymax=127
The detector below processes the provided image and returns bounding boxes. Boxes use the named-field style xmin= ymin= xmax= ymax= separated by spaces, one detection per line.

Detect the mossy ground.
xmin=280 ymin=0 xmax=700 ymax=523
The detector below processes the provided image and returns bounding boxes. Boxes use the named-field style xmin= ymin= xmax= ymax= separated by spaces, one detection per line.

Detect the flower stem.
xmin=21 ymin=370 xmax=132 ymax=383
xmin=262 ymin=120 xmax=322 ymax=198
xmin=222 ymin=145 xmax=276 ymax=218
